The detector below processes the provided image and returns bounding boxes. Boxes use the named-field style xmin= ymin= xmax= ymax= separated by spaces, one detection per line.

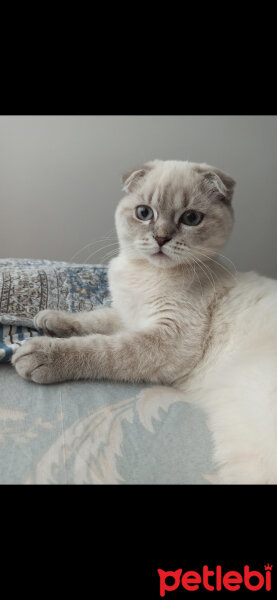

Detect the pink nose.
xmin=154 ymin=236 xmax=172 ymax=247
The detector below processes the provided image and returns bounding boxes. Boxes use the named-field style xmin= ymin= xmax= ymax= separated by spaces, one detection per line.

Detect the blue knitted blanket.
xmin=0 ymin=259 xmax=110 ymax=362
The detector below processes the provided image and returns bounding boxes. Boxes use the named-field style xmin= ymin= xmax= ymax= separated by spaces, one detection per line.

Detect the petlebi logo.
xmin=157 ymin=564 xmax=273 ymax=594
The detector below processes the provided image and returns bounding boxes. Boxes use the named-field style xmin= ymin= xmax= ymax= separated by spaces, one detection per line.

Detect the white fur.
xmin=177 ymin=271 xmax=277 ymax=484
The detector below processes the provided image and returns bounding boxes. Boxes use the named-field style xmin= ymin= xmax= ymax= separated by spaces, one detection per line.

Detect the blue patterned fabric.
xmin=0 ymin=258 xmax=110 ymax=363
xmin=0 ymin=365 xmax=213 ymax=484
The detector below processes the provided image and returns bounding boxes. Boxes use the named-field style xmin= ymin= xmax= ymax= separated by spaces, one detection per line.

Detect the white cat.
xmin=12 ymin=159 xmax=277 ymax=484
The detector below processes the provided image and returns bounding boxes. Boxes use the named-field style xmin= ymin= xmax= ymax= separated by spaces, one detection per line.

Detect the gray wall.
xmin=0 ymin=115 xmax=277 ymax=277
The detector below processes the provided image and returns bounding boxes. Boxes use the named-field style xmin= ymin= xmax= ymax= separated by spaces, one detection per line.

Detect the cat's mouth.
xmin=152 ymin=249 xmax=170 ymax=259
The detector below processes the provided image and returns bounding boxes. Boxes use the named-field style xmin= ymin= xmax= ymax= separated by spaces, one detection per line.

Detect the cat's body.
xmin=110 ymin=255 xmax=277 ymax=481
xmin=12 ymin=159 xmax=277 ymax=483
xmin=186 ymin=270 xmax=277 ymax=484
xmin=108 ymin=252 xmax=232 ymax=386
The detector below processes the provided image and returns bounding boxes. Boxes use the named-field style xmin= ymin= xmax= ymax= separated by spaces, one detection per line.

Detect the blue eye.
xmin=135 ymin=205 xmax=154 ymax=221
xmin=180 ymin=210 xmax=204 ymax=226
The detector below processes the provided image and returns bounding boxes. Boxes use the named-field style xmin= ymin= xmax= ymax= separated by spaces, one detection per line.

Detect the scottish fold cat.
xmin=12 ymin=160 xmax=277 ymax=483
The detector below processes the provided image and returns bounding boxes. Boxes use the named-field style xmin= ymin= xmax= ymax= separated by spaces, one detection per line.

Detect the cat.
xmin=12 ymin=159 xmax=277 ymax=483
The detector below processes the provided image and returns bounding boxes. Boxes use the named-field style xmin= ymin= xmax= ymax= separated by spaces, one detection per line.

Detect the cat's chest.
xmin=108 ymin=258 xmax=156 ymax=327
xmin=108 ymin=256 xmax=189 ymax=329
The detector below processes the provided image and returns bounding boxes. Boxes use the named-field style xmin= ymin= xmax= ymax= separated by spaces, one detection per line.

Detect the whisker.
xmin=194 ymin=248 xmax=237 ymax=281
xmin=72 ymin=234 xmax=117 ymax=257
xmin=193 ymin=245 xmax=238 ymax=273
xmin=173 ymin=243 xmax=236 ymax=290
xmin=200 ymin=259 xmax=218 ymax=290
xmin=187 ymin=258 xmax=204 ymax=300
xmin=101 ymin=249 xmax=121 ymax=262
xmin=84 ymin=241 xmax=120 ymax=264
xmin=177 ymin=258 xmax=202 ymax=304
xmin=190 ymin=254 xmax=216 ymax=295
xmin=187 ymin=261 xmax=196 ymax=289
xmin=69 ymin=228 xmax=117 ymax=263
xmin=85 ymin=240 xmax=141 ymax=264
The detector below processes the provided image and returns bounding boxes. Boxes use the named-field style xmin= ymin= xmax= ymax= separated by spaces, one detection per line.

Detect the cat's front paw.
xmin=11 ymin=337 xmax=65 ymax=384
xmin=34 ymin=309 xmax=80 ymax=338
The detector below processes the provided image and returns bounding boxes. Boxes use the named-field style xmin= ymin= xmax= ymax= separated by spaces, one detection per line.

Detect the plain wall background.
xmin=0 ymin=115 xmax=277 ymax=277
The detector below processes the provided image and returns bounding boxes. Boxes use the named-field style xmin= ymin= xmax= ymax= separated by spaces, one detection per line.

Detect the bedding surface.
xmin=0 ymin=258 xmax=214 ymax=484
xmin=0 ymin=363 xmax=213 ymax=484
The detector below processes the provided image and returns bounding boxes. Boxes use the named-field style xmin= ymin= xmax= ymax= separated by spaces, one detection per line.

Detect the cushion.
xmin=0 ymin=259 xmax=110 ymax=362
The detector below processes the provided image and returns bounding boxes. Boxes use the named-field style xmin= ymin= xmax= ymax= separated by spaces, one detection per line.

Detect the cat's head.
xmin=115 ymin=159 xmax=235 ymax=268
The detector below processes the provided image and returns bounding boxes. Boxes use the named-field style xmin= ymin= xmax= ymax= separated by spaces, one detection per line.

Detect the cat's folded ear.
xmin=121 ymin=164 xmax=153 ymax=193
xmin=197 ymin=163 xmax=236 ymax=204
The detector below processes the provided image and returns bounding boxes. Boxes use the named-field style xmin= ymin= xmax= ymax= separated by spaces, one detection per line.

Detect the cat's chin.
xmin=146 ymin=252 xmax=176 ymax=268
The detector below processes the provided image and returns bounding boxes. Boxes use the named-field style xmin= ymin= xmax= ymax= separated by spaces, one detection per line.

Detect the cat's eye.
xmin=135 ymin=205 xmax=154 ymax=221
xmin=180 ymin=210 xmax=204 ymax=226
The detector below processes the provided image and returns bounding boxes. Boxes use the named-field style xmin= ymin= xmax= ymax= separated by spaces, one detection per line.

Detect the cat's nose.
xmin=154 ymin=236 xmax=172 ymax=247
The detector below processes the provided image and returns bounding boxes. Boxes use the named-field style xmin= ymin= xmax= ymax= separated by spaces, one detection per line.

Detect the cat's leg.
xmin=12 ymin=327 xmax=183 ymax=384
xmin=34 ymin=307 xmax=122 ymax=337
